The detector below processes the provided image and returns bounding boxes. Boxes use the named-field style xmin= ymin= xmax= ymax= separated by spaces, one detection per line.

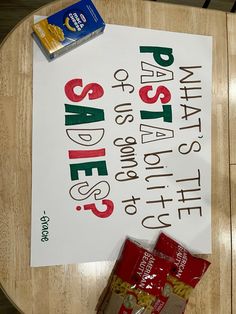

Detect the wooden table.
xmin=228 ymin=11 xmax=236 ymax=314
xmin=0 ymin=0 xmax=235 ymax=313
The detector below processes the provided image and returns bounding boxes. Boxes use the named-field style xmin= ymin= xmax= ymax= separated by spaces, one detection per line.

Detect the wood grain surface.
xmin=228 ymin=13 xmax=236 ymax=164
xmin=228 ymin=12 xmax=236 ymax=314
xmin=230 ymin=166 xmax=236 ymax=314
xmin=0 ymin=0 xmax=233 ymax=313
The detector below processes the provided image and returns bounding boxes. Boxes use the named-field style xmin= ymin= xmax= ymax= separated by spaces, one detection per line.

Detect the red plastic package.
xmin=97 ymin=238 xmax=182 ymax=314
xmin=153 ymin=233 xmax=211 ymax=289
xmin=152 ymin=232 xmax=210 ymax=312
xmin=98 ymin=234 xmax=210 ymax=313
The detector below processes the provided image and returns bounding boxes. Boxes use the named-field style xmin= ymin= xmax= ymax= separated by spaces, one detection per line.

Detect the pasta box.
xmin=32 ymin=0 xmax=105 ymax=60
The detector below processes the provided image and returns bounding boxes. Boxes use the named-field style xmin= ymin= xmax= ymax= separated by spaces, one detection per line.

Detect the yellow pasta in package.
xmin=97 ymin=239 xmax=186 ymax=314
xmin=98 ymin=234 xmax=210 ymax=314
xmin=32 ymin=0 xmax=105 ymax=60
xmin=153 ymin=233 xmax=211 ymax=311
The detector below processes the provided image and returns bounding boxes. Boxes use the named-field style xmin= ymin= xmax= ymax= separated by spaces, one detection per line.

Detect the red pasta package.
xmin=97 ymin=238 xmax=186 ymax=314
xmin=153 ymin=233 xmax=211 ymax=305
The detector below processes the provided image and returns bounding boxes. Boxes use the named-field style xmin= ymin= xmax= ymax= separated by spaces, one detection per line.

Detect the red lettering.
xmin=76 ymin=199 xmax=114 ymax=218
xmin=68 ymin=148 xmax=106 ymax=159
xmin=139 ymin=85 xmax=171 ymax=104
xmin=65 ymin=78 xmax=104 ymax=102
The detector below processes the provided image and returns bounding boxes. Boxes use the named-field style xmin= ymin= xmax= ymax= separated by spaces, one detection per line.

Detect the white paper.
xmin=31 ymin=23 xmax=212 ymax=267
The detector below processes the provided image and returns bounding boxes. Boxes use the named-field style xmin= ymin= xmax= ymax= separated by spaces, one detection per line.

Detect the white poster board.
xmin=31 ymin=23 xmax=212 ymax=267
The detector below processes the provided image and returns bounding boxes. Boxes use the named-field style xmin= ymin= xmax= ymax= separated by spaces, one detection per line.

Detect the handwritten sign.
xmin=31 ymin=24 xmax=212 ymax=266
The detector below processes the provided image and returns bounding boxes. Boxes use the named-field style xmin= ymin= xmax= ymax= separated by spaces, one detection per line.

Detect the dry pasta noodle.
xmin=153 ymin=232 xmax=211 ymax=310
xmin=97 ymin=239 xmax=174 ymax=314
xmin=48 ymin=24 xmax=65 ymax=41
xmin=167 ymin=275 xmax=193 ymax=300
xmin=111 ymin=275 xmax=156 ymax=309
xmin=97 ymin=234 xmax=210 ymax=313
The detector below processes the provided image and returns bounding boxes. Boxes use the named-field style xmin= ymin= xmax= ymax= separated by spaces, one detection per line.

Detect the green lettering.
xmin=65 ymin=104 xmax=105 ymax=125
xmin=140 ymin=105 xmax=172 ymax=122
xmin=140 ymin=46 xmax=174 ymax=67
xmin=70 ymin=161 xmax=108 ymax=180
